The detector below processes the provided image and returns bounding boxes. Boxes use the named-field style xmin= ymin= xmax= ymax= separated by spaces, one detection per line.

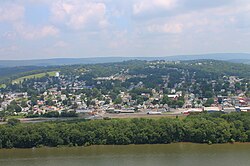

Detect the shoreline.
xmin=1 ymin=142 xmax=250 ymax=151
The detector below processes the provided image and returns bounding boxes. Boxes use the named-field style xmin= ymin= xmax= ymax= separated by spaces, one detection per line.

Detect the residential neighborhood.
xmin=0 ymin=60 xmax=249 ymax=122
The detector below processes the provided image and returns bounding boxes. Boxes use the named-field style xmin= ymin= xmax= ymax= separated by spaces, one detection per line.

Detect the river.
xmin=0 ymin=143 xmax=250 ymax=166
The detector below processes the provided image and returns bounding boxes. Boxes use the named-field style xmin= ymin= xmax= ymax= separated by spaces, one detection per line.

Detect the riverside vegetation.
xmin=1 ymin=112 xmax=250 ymax=149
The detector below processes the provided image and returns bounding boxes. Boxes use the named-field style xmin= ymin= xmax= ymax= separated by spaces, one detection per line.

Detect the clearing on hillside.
xmin=12 ymin=71 xmax=58 ymax=84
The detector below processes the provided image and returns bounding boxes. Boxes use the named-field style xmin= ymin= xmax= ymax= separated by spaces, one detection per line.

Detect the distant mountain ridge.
xmin=166 ymin=53 xmax=250 ymax=61
xmin=227 ymin=59 xmax=250 ymax=64
xmin=0 ymin=53 xmax=249 ymax=67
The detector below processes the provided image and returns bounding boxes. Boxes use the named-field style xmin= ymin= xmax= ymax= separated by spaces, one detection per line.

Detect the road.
xmin=103 ymin=109 xmax=187 ymax=119
xmin=0 ymin=109 xmax=188 ymax=125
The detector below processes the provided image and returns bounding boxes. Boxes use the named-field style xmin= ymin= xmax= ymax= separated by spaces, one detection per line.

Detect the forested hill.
xmin=0 ymin=53 xmax=250 ymax=67
xmin=179 ymin=60 xmax=250 ymax=78
xmin=0 ymin=59 xmax=250 ymax=84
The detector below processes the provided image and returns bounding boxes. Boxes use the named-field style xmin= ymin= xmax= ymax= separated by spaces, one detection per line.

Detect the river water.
xmin=0 ymin=144 xmax=250 ymax=166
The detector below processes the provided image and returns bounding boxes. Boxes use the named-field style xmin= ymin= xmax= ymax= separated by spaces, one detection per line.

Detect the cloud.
xmin=132 ymin=0 xmax=236 ymax=21
xmin=0 ymin=2 xmax=59 ymax=40
xmin=40 ymin=26 xmax=59 ymax=37
xmin=54 ymin=40 xmax=69 ymax=48
xmin=181 ymin=0 xmax=234 ymax=10
xmin=1 ymin=0 xmax=250 ymax=59
xmin=51 ymin=0 xmax=108 ymax=30
xmin=147 ymin=23 xmax=183 ymax=34
xmin=2 ymin=31 xmax=17 ymax=40
xmin=0 ymin=4 xmax=25 ymax=22
xmin=135 ymin=0 xmax=249 ymax=36
xmin=133 ymin=0 xmax=177 ymax=16
xmin=14 ymin=23 xmax=59 ymax=40
xmin=0 ymin=45 xmax=18 ymax=52
xmin=109 ymin=30 xmax=129 ymax=48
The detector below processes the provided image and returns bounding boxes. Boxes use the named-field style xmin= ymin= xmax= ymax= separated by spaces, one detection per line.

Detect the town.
xmin=0 ymin=60 xmax=249 ymax=122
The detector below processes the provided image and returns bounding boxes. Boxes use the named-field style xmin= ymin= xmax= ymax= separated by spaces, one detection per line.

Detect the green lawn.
xmin=12 ymin=71 xmax=58 ymax=84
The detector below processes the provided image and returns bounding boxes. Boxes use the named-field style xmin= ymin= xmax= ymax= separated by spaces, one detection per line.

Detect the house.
xmin=237 ymin=107 xmax=250 ymax=112
xmin=168 ymin=94 xmax=178 ymax=100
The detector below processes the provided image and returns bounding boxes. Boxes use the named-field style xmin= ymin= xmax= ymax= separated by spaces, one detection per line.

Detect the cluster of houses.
xmin=0 ymin=62 xmax=249 ymax=117
xmin=0 ymin=86 xmax=249 ymax=118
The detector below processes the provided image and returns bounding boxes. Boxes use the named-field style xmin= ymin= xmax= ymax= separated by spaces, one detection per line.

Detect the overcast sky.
xmin=1 ymin=0 xmax=250 ymax=60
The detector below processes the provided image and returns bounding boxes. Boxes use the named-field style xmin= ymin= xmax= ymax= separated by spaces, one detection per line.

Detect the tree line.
xmin=1 ymin=112 xmax=250 ymax=149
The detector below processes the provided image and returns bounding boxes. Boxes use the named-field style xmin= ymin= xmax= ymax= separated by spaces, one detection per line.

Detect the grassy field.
xmin=0 ymin=84 xmax=6 ymax=88
xmin=12 ymin=71 xmax=58 ymax=84
xmin=7 ymin=115 xmax=26 ymax=119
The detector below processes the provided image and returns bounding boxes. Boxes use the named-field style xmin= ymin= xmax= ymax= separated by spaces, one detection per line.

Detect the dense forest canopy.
xmin=0 ymin=112 xmax=250 ymax=149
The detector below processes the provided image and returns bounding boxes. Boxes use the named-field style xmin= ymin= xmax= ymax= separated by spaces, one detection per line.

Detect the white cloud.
xmin=141 ymin=1 xmax=249 ymax=35
xmin=133 ymin=0 xmax=177 ymax=15
xmin=51 ymin=0 xmax=108 ymax=30
xmin=2 ymin=31 xmax=17 ymax=40
xmin=54 ymin=40 xmax=69 ymax=48
xmin=14 ymin=24 xmax=59 ymax=40
xmin=0 ymin=45 xmax=19 ymax=53
xmin=0 ymin=4 xmax=25 ymax=22
xmin=109 ymin=30 xmax=128 ymax=48
xmin=2 ymin=0 xmax=250 ymax=59
xmin=41 ymin=26 xmax=59 ymax=37
xmin=147 ymin=23 xmax=183 ymax=34
xmin=0 ymin=2 xmax=59 ymax=40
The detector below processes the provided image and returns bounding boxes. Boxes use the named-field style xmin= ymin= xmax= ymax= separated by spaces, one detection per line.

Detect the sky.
xmin=1 ymin=0 xmax=250 ymax=60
